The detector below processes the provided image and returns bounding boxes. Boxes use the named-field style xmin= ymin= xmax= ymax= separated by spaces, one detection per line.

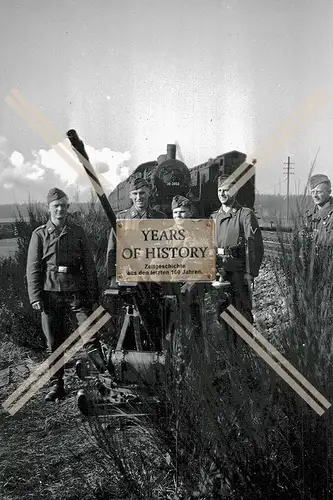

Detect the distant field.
xmin=0 ymin=238 xmax=18 ymax=258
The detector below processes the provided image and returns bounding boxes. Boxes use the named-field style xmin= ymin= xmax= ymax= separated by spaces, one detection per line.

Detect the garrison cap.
xmin=47 ymin=188 xmax=68 ymax=204
xmin=309 ymin=174 xmax=331 ymax=190
xmin=171 ymin=195 xmax=192 ymax=211
xmin=129 ymin=177 xmax=149 ymax=191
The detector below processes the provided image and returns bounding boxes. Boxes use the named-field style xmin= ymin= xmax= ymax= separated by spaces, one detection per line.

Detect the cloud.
xmin=0 ymin=146 xmax=45 ymax=190
xmin=84 ymin=145 xmax=132 ymax=191
xmin=0 ymin=138 xmax=132 ymax=201
xmin=10 ymin=151 xmax=24 ymax=168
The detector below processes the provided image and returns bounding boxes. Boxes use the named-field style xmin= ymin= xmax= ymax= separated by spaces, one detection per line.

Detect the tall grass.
xmin=81 ymin=203 xmax=333 ymax=498
xmin=2 ymin=192 xmax=333 ymax=498
xmin=82 ymin=293 xmax=317 ymax=499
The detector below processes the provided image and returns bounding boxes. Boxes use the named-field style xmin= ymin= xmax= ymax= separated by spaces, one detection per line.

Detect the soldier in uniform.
xmin=210 ymin=174 xmax=264 ymax=326
xmin=106 ymin=177 xmax=167 ymax=351
xmin=305 ymin=174 xmax=333 ymax=238
xmin=171 ymin=195 xmax=206 ymax=343
xmin=172 ymin=194 xmax=197 ymax=220
xmin=26 ymin=188 xmax=107 ymax=402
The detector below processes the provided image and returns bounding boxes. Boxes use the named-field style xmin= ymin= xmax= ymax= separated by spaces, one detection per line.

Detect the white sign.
xmin=116 ymin=219 xmax=216 ymax=283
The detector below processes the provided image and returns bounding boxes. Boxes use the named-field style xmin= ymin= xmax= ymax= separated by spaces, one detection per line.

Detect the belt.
xmin=217 ymin=246 xmax=246 ymax=259
xmin=46 ymin=264 xmax=79 ymax=274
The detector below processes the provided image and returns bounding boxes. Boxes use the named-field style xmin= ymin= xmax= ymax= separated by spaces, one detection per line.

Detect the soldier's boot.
xmin=45 ymin=379 xmax=66 ymax=402
xmin=75 ymin=359 xmax=90 ymax=380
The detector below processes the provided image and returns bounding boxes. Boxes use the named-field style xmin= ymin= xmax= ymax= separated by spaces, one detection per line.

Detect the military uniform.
xmin=210 ymin=199 xmax=264 ymax=325
xmin=305 ymin=197 xmax=333 ymax=238
xmin=26 ymin=188 xmax=104 ymax=399
xmin=301 ymin=174 xmax=333 ymax=249
xmin=169 ymin=195 xmax=206 ymax=344
xmin=106 ymin=205 xmax=167 ymax=279
xmin=106 ymin=180 xmax=167 ymax=351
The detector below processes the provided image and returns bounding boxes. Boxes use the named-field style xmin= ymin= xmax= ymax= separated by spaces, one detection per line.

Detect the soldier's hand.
xmin=91 ymin=302 xmax=99 ymax=311
xmin=32 ymin=300 xmax=43 ymax=312
xmin=244 ymin=273 xmax=254 ymax=284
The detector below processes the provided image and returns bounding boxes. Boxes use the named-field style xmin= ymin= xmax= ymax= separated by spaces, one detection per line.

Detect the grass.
xmin=0 ymin=239 xmax=18 ymax=259
xmin=1 ymin=194 xmax=333 ymax=499
xmin=0 ymin=340 xmax=132 ymax=500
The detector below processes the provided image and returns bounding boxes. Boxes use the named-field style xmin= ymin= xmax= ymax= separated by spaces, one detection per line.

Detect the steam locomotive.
xmin=66 ymin=132 xmax=257 ymax=416
xmin=108 ymin=145 xmax=256 ymax=217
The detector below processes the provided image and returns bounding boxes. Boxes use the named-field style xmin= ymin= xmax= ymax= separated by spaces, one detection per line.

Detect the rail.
xmin=261 ymin=230 xmax=293 ymax=258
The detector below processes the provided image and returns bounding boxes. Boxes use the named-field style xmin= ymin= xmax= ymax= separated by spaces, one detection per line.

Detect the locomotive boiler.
xmin=108 ymin=145 xmax=256 ymax=217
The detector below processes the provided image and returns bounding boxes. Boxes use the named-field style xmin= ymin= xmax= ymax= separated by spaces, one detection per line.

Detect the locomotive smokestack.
xmin=167 ymin=144 xmax=176 ymax=160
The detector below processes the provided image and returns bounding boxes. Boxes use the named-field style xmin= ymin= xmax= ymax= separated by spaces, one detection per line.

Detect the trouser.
xmin=41 ymin=291 xmax=102 ymax=385
xmin=179 ymin=283 xmax=206 ymax=341
xmin=164 ymin=282 xmax=206 ymax=363
xmin=215 ymin=272 xmax=253 ymax=345
xmin=134 ymin=283 xmax=164 ymax=351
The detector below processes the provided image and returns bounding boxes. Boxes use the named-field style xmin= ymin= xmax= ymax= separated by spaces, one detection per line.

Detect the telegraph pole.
xmin=283 ymin=156 xmax=295 ymax=225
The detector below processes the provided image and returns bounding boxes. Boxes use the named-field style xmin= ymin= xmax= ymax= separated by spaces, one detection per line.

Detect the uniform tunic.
xmin=106 ymin=206 xmax=167 ymax=279
xmin=27 ymin=219 xmax=99 ymax=304
xmin=106 ymin=205 xmax=167 ymax=351
xmin=26 ymin=218 xmax=100 ymax=383
xmin=305 ymin=197 xmax=333 ymax=240
xmin=210 ymin=202 xmax=264 ymax=325
xmin=210 ymin=202 xmax=264 ymax=277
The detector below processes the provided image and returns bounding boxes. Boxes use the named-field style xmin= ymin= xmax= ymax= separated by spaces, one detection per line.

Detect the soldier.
xmin=171 ymin=195 xmax=205 ymax=342
xmin=305 ymin=174 xmax=333 ymax=238
xmin=106 ymin=177 xmax=167 ymax=351
xmin=172 ymin=194 xmax=197 ymax=220
xmin=26 ymin=188 xmax=106 ymax=402
xmin=210 ymin=174 xmax=264 ymax=325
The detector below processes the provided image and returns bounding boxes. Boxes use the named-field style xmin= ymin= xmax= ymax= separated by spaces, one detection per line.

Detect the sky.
xmin=0 ymin=0 xmax=333 ymax=204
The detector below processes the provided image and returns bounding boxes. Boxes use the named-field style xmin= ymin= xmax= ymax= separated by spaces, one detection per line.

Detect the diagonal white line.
xmin=5 ymin=94 xmax=85 ymax=178
xmin=226 ymin=89 xmax=331 ymax=197
xmin=221 ymin=310 xmax=329 ymax=415
xmin=11 ymin=88 xmax=111 ymax=194
xmin=6 ymin=311 xmax=111 ymax=416
xmin=2 ymin=306 xmax=106 ymax=409
xmin=5 ymin=90 xmax=112 ymax=194
xmin=11 ymin=89 xmax=64 ymax=142
xmin=227 ymin=305 xmax=331 ymax=409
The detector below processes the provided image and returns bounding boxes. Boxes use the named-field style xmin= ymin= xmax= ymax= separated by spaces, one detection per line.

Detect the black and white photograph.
xmin=1 ymin=1 xmax=333 ymax=499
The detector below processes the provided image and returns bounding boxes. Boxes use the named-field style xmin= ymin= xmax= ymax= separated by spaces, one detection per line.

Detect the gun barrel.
xmin=66 ymin=129 xmax=117 ymax=232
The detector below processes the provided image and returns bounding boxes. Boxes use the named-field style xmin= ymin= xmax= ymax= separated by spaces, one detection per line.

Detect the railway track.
xmin=261 ymin=230 xmax=293 ymax=257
